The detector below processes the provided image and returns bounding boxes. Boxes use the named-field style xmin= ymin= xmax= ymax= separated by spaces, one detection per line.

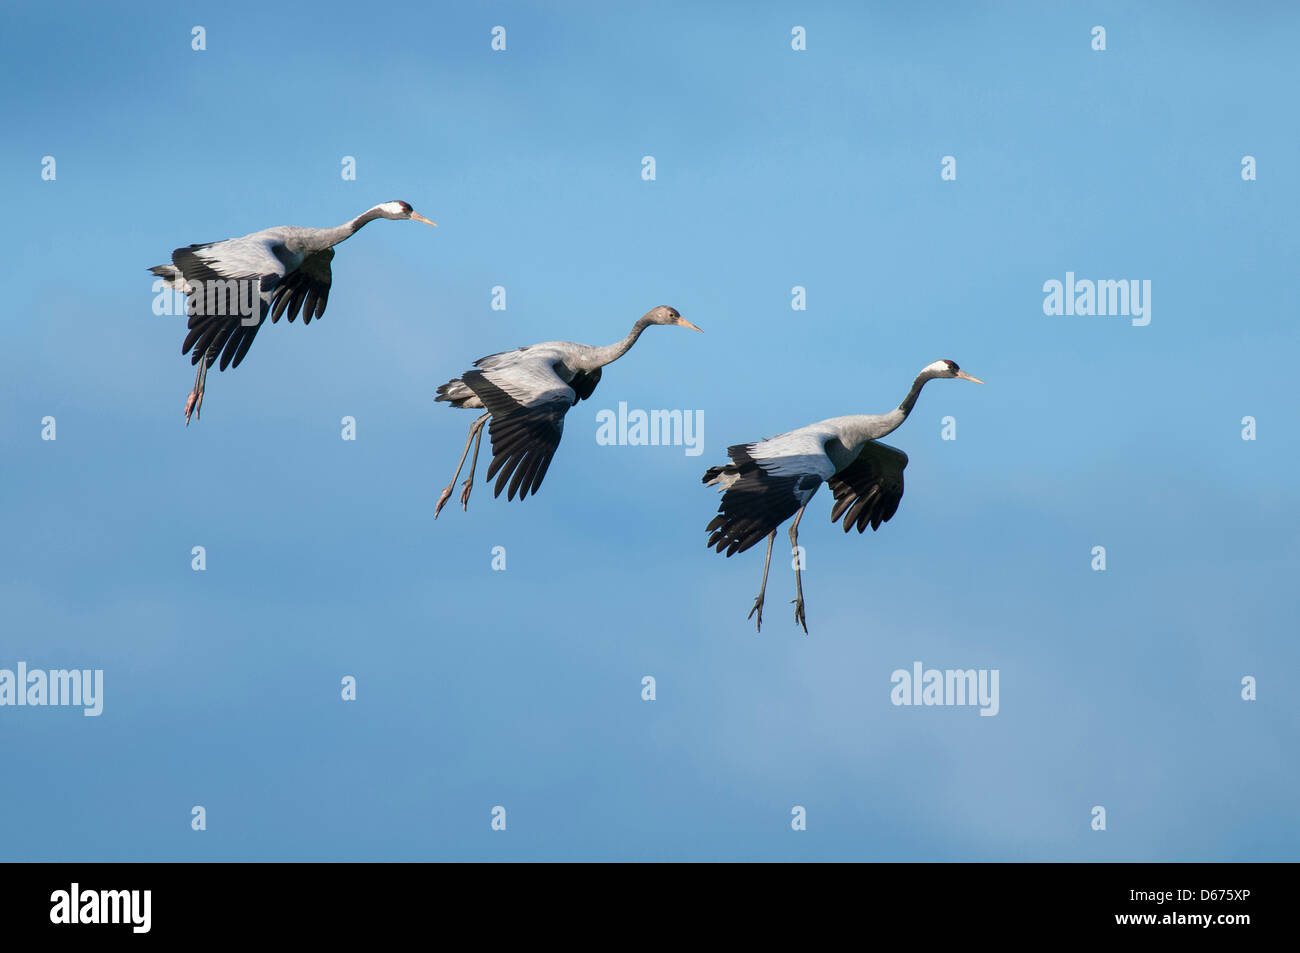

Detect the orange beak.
xmin=676 ymin=317 xmax=703 ymax=332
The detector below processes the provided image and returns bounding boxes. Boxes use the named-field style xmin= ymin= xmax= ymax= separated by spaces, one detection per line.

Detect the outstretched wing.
xmin=268 ymin=248 xmax=333 ymax=324
xmin=826 ymin=440 xmax=908 ymax=533
xmin=166 ymin=234 xmax=331 ymax=371
xmin=703 ymin=430 xmax=834 ymax=556
xmin=461 ymin=356 xmax=576 ymax=501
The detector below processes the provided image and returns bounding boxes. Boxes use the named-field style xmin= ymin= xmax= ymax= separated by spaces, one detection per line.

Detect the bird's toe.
xmin=434 ymin=487 xmax=453 ymax=519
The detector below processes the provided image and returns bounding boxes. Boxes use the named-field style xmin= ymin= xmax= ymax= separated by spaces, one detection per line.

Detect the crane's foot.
xmin=184 ymin=387 xmax=204 ymax=426
xmin=459 ymin=477 xmax=475 ymax=511
xmin=434 ymin=485 xmax=454 ymax=519
xmin=792 ymin=597 xmax=808 ymax=635
xmin=748 ymin=594 xmax=765 ymax=632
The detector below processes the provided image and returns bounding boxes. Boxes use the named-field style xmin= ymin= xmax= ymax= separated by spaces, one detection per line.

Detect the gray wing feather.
xmin=163 ymin=229 xmax=331 ymax=370
xmin=461 ymin=354 xmax=577 ymax=501
xmin=704 ymin=428 xmax=835 ymax=556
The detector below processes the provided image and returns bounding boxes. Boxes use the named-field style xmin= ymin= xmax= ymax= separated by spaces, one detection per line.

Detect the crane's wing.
xmin=826 ymin=440 xmax=908 ymax=533
xmin=568 ymin=367 xmax=601 ymax=401
xmin=472 ymin=345 xmax=531 ymax=370
xmin=171 ymin=236 xmax=286 ymax=286
xmin=165 ymin=235 xmax=331 ymax=371
xmin=703 ymin=431 xmax=835 ymax=556
xmin=461 ymin=356 xmax=576 ymax=501
xmin=268 ymin=248 xmax=333 ymax=325
xmin=475 ymin=344 xmax=602 ymax=401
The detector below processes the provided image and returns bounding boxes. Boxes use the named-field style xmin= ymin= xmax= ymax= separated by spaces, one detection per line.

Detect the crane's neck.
xmin=894 ymin=370 xmax=931 ymax=421
xmin=841 ymin=371 xmax=936 ymax=447
xmin=576 ymin=316 xmax=653 ymax=371
xmin=317 ymin=206 xmax=389 ymax=247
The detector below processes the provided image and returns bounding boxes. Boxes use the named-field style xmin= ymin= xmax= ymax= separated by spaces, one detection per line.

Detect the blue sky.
xmin=1 ymin=1 xmax=1297 ymax=860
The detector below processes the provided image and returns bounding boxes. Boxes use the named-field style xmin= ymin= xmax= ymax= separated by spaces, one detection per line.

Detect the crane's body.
xmin=149 ymin=200 xmax=435 ymax=424
xmin=703 ymin=359 xmax=984 ymax=632
xmin=434 ymin=306 xmax=701 ymax=516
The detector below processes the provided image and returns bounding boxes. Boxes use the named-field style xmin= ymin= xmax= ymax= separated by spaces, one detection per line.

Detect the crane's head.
xmin=377 ymin=200 xmax=437 ymax=226
xmin=644 ymin=305 xmax=702 ymax=332
xmin=925 ymin=359 xmax=984 ymax=383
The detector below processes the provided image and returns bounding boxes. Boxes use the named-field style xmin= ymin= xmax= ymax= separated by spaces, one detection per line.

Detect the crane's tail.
xmin=435 ymin=378 xmax=484 ymax=409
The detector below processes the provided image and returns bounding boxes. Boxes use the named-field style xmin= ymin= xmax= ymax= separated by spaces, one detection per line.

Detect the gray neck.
xmin=842 ymin=371 xmax=934 ymax=446
xmin=578 ymin=316 xmax=653 ymax=370
xmin=895 ymin=371 xmax=930 ymax=420
xmin=315 ymin=206 xmax=388 ymax=247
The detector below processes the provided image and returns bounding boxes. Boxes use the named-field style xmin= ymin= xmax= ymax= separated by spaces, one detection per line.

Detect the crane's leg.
xmin=435 ymin=413 xmax=490 ymax=518
xmin=184 ymin=349 xmax=214 ymax=426
xmin=747 ymin=530 xmax=778 ymax=633
xmin=460 ymin=415 xmax=487 ymax=511
xmin=789 ymin=504 xmax=810 ymax=634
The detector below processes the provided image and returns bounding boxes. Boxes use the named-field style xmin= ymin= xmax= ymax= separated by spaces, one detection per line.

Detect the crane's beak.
xmin=676 ymin=317 xmax=703 ymax=332
xmin=410 ymin=212 xmax=437 ymax=226
xmin=956 ymin=370 xmax=984 ymax=384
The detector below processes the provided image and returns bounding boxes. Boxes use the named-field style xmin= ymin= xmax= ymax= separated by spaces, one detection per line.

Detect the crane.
xmin=703 ymin=359 xmax=983 ymax=633
xmin=149 ymin=200 xmax=436 ymax=423
xmin=434 ymin=305 xmax=702 ymax=516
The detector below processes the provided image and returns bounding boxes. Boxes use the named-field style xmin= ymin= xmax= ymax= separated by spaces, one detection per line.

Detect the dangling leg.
xmin=435 ymin=413 xmax=489 ymax=518
xmin=460 ymin=415 xmax=487 ymax=510
xmin=184 ymin=349 xmax=213 ymax=425
xmin=789 ymin=504 xmax=809 ymax=634
xmin=748 ymin=530 xmax=778 ymax=632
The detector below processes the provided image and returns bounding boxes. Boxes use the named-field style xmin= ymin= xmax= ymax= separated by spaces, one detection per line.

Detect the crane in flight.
xmin=703 ymin=359 xmax=984 ymax=633
xmin=149 ymin=200 xmax=436 ymax=423
xmin=434 ymin=305 xmax=702 ymax=516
